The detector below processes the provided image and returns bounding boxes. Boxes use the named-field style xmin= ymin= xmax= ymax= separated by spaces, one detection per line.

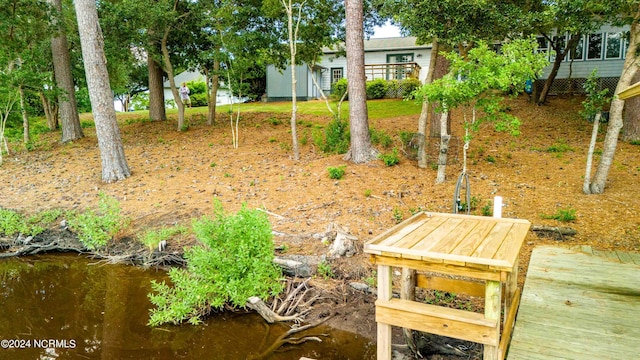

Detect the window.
xmin=536 ymin=37 xmax=549 ymax=54
xmin=386 ymin=53 xmax=414 ymax=80
xmin=605 ymin=32 xmax=623 ymax=59
xmin=570 ymin=35 xmax=585 ymax=61
xmin=331 ymin=68 xmax=343 ymax=84
xmin=587 ymin=33 xmax=603 ymax=60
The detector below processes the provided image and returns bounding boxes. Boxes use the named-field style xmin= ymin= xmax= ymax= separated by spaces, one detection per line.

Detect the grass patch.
xmin=541 ymin=207 xmax=577 ymax=222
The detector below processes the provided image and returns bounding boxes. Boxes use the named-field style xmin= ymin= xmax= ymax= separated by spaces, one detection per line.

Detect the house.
xmin=534 ymin=24 xmax=630 ymax=95
xmin=265 ymin=36 xmax=433 ymax=102
xmin=265 ymin=23 xmax=634 ymax=102
xmin=162 ymin=70 xmax=238 ymax=107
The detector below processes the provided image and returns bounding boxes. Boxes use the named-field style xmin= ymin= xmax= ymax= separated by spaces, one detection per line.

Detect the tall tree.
xmin=416 ymin=39 xmax=547 ymax=184
xmin=148 ymin=56 xmax=167 ymax=121
xmin=49 ymin=0 xmax=84 ymax=142
xmin=265 ymin=0 xmax=345 ymax=159
xmin=280 ymin=0 xmax=302 ymax=160
xmin=622 ymin=70 xmax=640 ymax=141
xmin=74 ymin=0 xmax=130 ymax=182
xmin=587 ymin=2 xmax=640 ymax=194
xmin=533 ymin=0 xmax=606 ymax=104
xmin=377 ymin=0 xmax=533 ymax=168
xmin=344 ymin=0 xmax=376 ymax=163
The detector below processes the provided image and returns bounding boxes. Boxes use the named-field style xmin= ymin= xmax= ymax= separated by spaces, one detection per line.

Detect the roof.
xmin=323 ymin=36 xmax=432 ymax=54
xmin=163 ymin=71 xmax=204 ymax=88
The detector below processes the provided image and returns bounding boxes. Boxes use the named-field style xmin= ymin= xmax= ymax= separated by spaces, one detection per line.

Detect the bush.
xmin=378 ymin=148 xmax=400 ymax=166
xmin=331 ymin=78 xmax=348 ymax=100
xmin=0 ymin=208 xmax=25 ymax=236
xmin=370 ymin=128 xmax=393 ymax=148
xmin=148 ymin=201 xmax=283 ymax=326
xmin=66 ymin=193 xmax=128 ymax=250
xmin=313 ymin=117 xmax=350 ymax=154
xmin=190 ymin=92 xmax=208 ymax=107
xmin=366 ymin=79 xmax=388 ymax=99
xmin=400 ymin=78 xmax=422 ymax=99
xmin=0 ymin=208 xmax=63 ymax=237
xmin=327 ymin=165 xmax=346 ymax=179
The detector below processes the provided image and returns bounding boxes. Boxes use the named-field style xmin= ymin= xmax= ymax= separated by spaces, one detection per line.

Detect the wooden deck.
xmin=508 ymin=246 xmax=640 ymax=359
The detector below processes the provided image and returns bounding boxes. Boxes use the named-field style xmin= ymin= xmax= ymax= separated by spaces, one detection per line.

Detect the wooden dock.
xmin=508 ymin=246 xmax=640 ymax=359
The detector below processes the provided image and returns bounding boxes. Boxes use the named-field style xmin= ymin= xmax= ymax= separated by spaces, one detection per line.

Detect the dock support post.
xmin=377 ymin=264 xmax=393 ymax=360
xmin=484 ymin=280 xmax=502 ymax=360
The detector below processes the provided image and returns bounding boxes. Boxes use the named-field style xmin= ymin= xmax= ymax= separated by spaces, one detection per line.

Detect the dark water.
xmin=0 ymin=254 xmax=374 ymax=359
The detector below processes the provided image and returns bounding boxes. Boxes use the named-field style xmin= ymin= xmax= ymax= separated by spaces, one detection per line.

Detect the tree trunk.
xmin=622 ymin=70 xmax=640 ymax=142
xmin=50 ymin=0 xmax=84 ymax=143
xmin=583 ymin=112 xmax=600 ymax=194
xmin=39 ymin=91 xmax=58 ymax=130
xmin=428 ymin=50 xmax=452 ymax=138
xmin=147 ymin=56 xmax=166 ymax=121
xmin=435 ymin=111 xmax=450 ymax=184
xmin=205 ymin=61 xmax=219 ymax=125
xmin=417 ymin=38 xmax=439 ymax=168
xmin=74 ymin=0 xmax=131 ymax=183
xmin=588 ymin=17 xmax=640 ymax=194
xmin=160 ymin=29 xmax=185 ymax=131
xmin=18 ymin=84 xmax=29 ymax=144
xmin=283 ymin=0 xmax=299 ymax=160
xmin=537 ymin=35 xmax=580 ymax=104
xmin=344 ymin=0 xmax=376 ymax=163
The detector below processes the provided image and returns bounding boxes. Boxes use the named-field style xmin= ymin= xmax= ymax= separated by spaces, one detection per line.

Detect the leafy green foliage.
xmin=185 ymin=80 xmax=208 ymax=107
xmin=66 ymin=193 xmax=128 ymax=250
xmin=148 ymin=202 xmax=283 ymax=326
xmin=331 ymin=78 xmax=348 ymax=100
xmin=366 ymin=79 xmax=388 ymax=99
xmin=313 ymin=117 xmax=350 ymax=154
xmin=0 ymin=209 xmax=25 ymax=236
xmin=378 ymin=148 xmax=400 ymax=166
xmin=0 ymin=208 xmax=64 ymax=237
xmin=580 ymin=69 xmax=611 ymax=122
xmin=327 ymin=165 xmax=346 ymax=180
xmin=370 ymin=128 xmax=393 ymax=148
xmin=392 ymin=207 xmax=403 ymax=223
xmin=317 ymin=260 xmax=334 ymax=279
xmin=139 ymin=225 xmax=189 ymax=252
xmin=414 ymin=38 xmax=548 ymax=141
xmin=541 ymin=207 xmax=577 ymax=222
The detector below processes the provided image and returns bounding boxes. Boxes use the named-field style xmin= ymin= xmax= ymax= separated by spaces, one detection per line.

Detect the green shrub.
xmin=190 ymin=92 xmax=208 ymax=107
xmin=148 ymin=202 xmax=283 ymax=325
xmin=366 ymin=79 xmax=388 ymax=99
xmin=317 ymin=260 xmax=334 ymax=279
xmin=0 ymin=208 xmax=25 ymax=236
xmin=379 ymin=148 xmax=400 ymax=166
xmin=331 ymin=78 xmax=348 ymax=100
xmin=370 ymin=128 xmax=393 ymax=148
xmin=400 ymin=78 xmax=422 ymax=99
xmin=327 ymin=165 xmax=346 ymax=179
xmin=0 ymin=208 xmax=63 ymax=237
xmin=66 ymin=193 xmax=129 ymax=250
xmin=314 ymin=117 xmax=349 ymax=154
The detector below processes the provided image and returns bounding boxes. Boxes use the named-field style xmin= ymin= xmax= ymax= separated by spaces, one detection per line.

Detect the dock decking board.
xmin=508 ymin=246 xmax=640 ymax=360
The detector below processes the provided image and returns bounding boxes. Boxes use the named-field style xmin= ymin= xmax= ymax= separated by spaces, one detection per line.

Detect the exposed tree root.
xmin=247 ymin=278 xmax=336 ymax=359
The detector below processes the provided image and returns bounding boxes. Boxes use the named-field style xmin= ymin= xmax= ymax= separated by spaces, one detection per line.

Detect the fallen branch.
xmin=531 ymin=224 xmax=577 ymax=240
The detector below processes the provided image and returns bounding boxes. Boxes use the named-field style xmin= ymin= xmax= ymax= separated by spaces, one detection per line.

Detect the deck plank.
xmin=508 ymin=246 xmax=640 ymax=360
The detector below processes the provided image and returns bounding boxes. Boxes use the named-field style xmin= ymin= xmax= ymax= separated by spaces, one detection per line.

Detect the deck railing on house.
xmin=364 ymin=62 xmax=421 ymax=81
